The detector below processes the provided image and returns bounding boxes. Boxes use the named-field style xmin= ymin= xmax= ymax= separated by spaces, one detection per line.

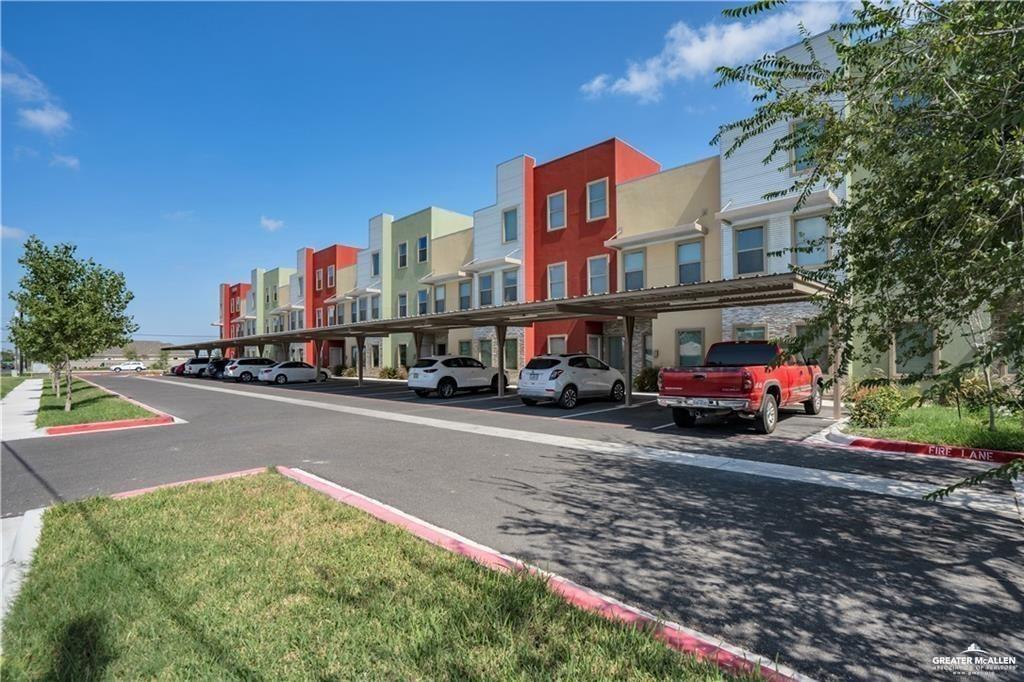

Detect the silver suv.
xmin=517 ymin=353 xmax=626 ymax=409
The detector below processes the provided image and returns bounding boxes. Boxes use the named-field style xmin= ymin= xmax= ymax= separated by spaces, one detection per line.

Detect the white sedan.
xmin=111 ymin=360 xmax=147 ymax=372
xmin=408 ymin=355 xmax=504 ymax=398
xmin=258 ymin=361 xmax=328 ymax=385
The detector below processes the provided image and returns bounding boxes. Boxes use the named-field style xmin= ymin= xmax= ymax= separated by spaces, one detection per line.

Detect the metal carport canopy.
xmin=163 ymin=272 xmax=833 ymax=407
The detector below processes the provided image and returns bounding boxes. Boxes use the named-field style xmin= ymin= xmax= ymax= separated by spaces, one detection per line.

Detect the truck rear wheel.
xmin=672 ymin=407 xmax=696 ymax=427
xmin=804 ymin=384 xmax=822 ymax=415
xmin=755 ymin=394 xmax=778 ymax=434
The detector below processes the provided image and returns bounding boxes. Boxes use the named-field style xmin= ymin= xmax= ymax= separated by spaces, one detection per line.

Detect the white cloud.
xmin=162 ymin=210 xmax=195 ymax=222
xmin=1 ymin=225 xmax=27 ymax=240
xmin=50 ymin=153 xmax=80 ymax=170
xmin=260 ymin=215 xmax=284 ymax=232
xmin=13 ymin=145 xmax=39 ymax=160
xmin=583 ymin=3 xmax=844 ymax=103
xmin=21 ymin=103 xmax=71 ymax=135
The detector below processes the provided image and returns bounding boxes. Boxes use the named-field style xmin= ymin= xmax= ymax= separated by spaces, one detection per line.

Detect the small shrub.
xmin=343 ymin=367 xmax=357 ymax=377
xmin=378 ymin=366 xmax=402 ymax=380
xmin=332 ymin=364 xmax=346 ymax=377
xmin=849 ymin=384 xmax=905 ymax=428
xmin=633 ymin=367 xmax=659 ymax=392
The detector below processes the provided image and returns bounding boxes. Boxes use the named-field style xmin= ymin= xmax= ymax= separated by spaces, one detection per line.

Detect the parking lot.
xmin=3 ymin=371 xmax=1022 ymax=680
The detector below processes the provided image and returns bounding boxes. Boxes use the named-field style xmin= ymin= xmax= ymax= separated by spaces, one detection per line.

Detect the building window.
xmin=397 ymin=344 xmax=408 ymax=368
xmin=417 ymin=235 xmax=428 ymax=263
xmin=370 ymin=295 xmax=380 ymax=320
xmin=547 ymin=335 xmax=567 ymax=355
xmin=502 ymin=269 xmax=518 ymax=303
xmin=359 ymin=297 xmax=368 ymax=322
xmin=458 ymin=340 xmax=472 ymax=357
xmin=792 ymin=120 xmax=818 ymax=172
xmin=643 ymin=334 xmax=654 ymax=368
xmin=371 ymin=344 xmax=380 ymax=368
xmin=895 ymin=322 xmax=935 ymax=375
xmin=434 ymin=285 xmax=445 ymax=313
xmin=397 ymin=293 xmax=408 ymax=318
xmin=677 ymin=241 xmax=702 ymax=284
xmin=436 ymin=342 xmax=447 ymax=356
xmin=459 ymin=280 xmax=472 ymax=310
xmin=606 ymin=336 xmax=624 ymax=370
xmin=336 ymin=303 xmax=344 ymax=324
xmin=326 ymin=306 xmax=335 ymax=326
xmin=547 ymin=263 xmax=566 ymax=300
xmin=736 ymin=226 xmax=765 ymax=275
xmin=794 ymin=215 xmax=828 ymax=266
xmin=371 ymin=251 xmax=380 ymax=277
xmin=479 ymin=274 xmax=494 ymax=307
xmin=417 ymin=289 xmax=428 ymax=315
xmin=587 ymin=335 xmax=603 ymax=361
xmin=587 ymin=256 xmax=609 ymax=295
xmin=736 ymin=325 xmax=767 ymax=341
xmin=397 ymin=242 xmax=408 ymax=269
xmin=504 ymin=338 xmax=518 ymax=370
xmin=479 ymin=339 xmax=492 ymax=367
xmin=547 ymin=191 xmax=566 ymax=231
xmin=315 ymin=269 xmax=323 ymax=291
xmin=624 ymin=250 xmax=645 ymax=291
xmin=327 ymin=265 xmax=335 ymax=288
xmin=678 ymin=330 xmax=704 ymax=367
xmin=502 ymin=207 xmax=518 ymax=243
xmin=586 ymin=178 xmax=609 ymax=221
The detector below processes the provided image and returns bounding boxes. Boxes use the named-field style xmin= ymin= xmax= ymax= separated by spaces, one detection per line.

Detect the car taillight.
xmin=518 ymin=369 xmax=524 ymax=380
xmin=423 ymin=368 xmax=438 ymax=373
xmin=741 ymin=370 xmax=754 ymax=392
xmin=228 ymin=364 xmax=238 ymax=370
xmin=550 ymin=369 xmax=564 ymax=380
xmin=657 ymin=369 xmax=664 ymax=392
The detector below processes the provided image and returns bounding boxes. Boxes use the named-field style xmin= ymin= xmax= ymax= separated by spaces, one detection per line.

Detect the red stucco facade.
xmin=524 ymin=139 xmax=660 ymax=357
xmin=220 ymin=282 xmax=251 ymax=357
xmin=308 ymin=244 xmax=359 ymax=365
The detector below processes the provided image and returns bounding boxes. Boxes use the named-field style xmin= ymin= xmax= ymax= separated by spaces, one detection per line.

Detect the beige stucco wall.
xmin=430 ymin=228 xmax=473 ymax=279
xmin=615 ymin=156 xmax=723 ymax=369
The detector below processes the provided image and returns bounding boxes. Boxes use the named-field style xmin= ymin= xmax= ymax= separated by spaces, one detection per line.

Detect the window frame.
xmin=586 ymin=177 xmax=610 ymax=222
xmin=587 ymin=254 xmax=610 ymax=295
xmin=327 ymin=264 xmax=335 ymax=288
xmin=623 ymin=249 xmax=646 ymax=291
xmin=546 ymin=261 xmax=567 ymax=300
xmin=315 ymin=308 xmax=323 ymax=327
xmin=397 ymin=292 xmax=408 ymax=318
xmin=790 ymin=211 xmax=831 ymax=268
xmin=417 ymin=288 xmax=429 ymax=316
xmin=397 ymin=241 xmax=408 ymax=269
xmin=417 ymin=235 xmax=429 ymax=263
xmin=479 ymin=273 xmax=494 ymax=307
xmin=315 ymin=268 xmax=323 ymax=291
xmin=676 ymin=238 xmax=704 ymax=285
xmin=370 ymin=251 xmax=380 ymax=277
xmin=676 ymin=328 xmax=705 ymax=368
xmin=733 ymin=324 xmax=768 ymax=342
xmin=547 ymin=190 xmax=567 ymax=231
xmin=326 ymin=306 xmax=335 ymax=326
xmin=501 ymin=206 xmax=519 ymax=243
xmin=734 ymin=225 xmax=766 ymax=277
xmin=502 ymin=268 xmax=518 ymax=304
xmin=547 ymin=334 xmax=568 ymax=355
xmin=433 ymin=284 xmax=446 ymax=313
xmin=789 ymin=119 xmax=819 ymax=175
xmin=458 ymin=279 xmax=472 ymax=310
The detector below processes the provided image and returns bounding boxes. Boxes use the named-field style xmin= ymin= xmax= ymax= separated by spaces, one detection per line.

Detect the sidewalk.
xmin=2 ymin=379 xmax=46 ymax=441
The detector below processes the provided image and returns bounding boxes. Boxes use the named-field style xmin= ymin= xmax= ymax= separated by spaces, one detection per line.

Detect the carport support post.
xmin=412 ymin=331 xmax=424 ymax=366
xmin=624 ymin=315 xmax=635 ymax=407
xmin=356 ymin=336 xmax=365 ymax=387
xmin=313 ymin=339 xmax=324 ymax=382
xmin=495 ymin=324 xmax=507 ymax=398
xmin=831 ymin=324 xmax=842 ymax=420
xmin=257 ymin=344 xmax=265 ymax=359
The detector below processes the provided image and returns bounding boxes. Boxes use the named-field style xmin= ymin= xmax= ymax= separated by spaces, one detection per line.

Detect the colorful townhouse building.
xmin=218 ymin=281 xmax=251 ymax=355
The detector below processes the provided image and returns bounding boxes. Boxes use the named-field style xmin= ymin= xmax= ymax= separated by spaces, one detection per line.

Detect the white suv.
xmin=182 ymin=357 xmax=211 ymax=376
xmin=408 ymin=356 xmax=504 ymax=398
xmin=111 ymin=360 xmax=146 ymax=372
xmin=517 ymin=354 xmax=625 ymax=409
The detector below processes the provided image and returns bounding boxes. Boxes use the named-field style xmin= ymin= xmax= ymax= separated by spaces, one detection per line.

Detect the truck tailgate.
xmin=660 ymin=367 xmax=748 ymax=397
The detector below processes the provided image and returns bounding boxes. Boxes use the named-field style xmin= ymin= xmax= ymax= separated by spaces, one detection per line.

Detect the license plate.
xmin=529 ymin=372 xmax=539 ymax=380
xmin=412 ymin=372 xmax=420 ymax=379
xmin=689 ymin=398 xmax=712 ymax=407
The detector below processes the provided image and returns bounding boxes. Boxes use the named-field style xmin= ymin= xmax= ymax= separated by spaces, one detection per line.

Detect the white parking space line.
xmin=142 ymin=377 xmax=1017 ymax=520
xmin=426 ymin=393 xmax=518 ymax=406
xmin=560 ymin=400 xmax=657 ymax=419
xmin=651 ymin=422 xmax=677 ymax=431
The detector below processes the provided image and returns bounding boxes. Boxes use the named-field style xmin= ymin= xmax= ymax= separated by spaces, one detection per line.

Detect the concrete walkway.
xmin=2 ymin=379 xmax=46 ymax=441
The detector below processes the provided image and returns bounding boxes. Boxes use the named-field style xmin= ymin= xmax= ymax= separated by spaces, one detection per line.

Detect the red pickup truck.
xmin=657 ymin=341 xmax=823 ymax=434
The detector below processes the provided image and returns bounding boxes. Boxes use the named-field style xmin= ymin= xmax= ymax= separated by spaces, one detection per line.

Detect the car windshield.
xmin=525 ymin=358 xmax=561 ymax=370
xmin=413 ymin=359 xmax=437 ymax=368
xmin=704 ymin=343 xmax=780 ymax=367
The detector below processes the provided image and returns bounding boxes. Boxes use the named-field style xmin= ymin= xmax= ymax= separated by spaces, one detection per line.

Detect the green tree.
xmin=714 ymin=0 xmax=1024 ymax=488
xmin=8 ymin=237 xmax=138 ymax=411
xmin=123 ymin=345 xmax=138 ymax=361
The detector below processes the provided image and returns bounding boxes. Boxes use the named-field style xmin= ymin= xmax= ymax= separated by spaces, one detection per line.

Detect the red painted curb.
xmin=276 ymin=466 xmax=808 ymax=682
xmin=47 ymin=415 xmax=174 ymax=436
xmin=110 ymin=467 xmax=266 ymax=499
xmin=846 ymin=436 xmax=1023 ymax=464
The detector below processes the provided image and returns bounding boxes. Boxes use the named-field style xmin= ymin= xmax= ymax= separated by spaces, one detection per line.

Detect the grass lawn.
xmin=0 ymin=375 xmax=28 ymax=400
xmin=1 ymin=473 xmax=751 ymax=681
xmin=36 ymin=378 xmax=153 ymax=428
xmin=848 ymin=405 xmax=1024 ymax=452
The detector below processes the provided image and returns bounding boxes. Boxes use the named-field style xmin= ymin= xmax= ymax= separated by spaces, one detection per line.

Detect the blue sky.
xmin=2 ymin=2 xmax=842 ymax=344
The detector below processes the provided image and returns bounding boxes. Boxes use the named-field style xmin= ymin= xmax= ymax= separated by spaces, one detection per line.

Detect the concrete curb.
xmin=825 ymin=423 xmax=1023 ymax=465
xmin=44 ymin=376 xmax=187 ymax=437
xmin=277 ymin=466 xmax=812 ymax=682
xmin=110 ymin=467 xmax=267 ymax=499
xmin=1 ymin=507 xmax=45 ymax=626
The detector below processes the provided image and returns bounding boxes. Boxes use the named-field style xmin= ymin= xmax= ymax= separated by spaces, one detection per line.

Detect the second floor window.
xmin=434 ymin=286 xmax=445 ymax=313
xmin=794 ymin=216 xmax=828 ymax=266
xmin=459 ymin=280 xmax=471 ymax=310
xmin=370 ymin=295 xmax=380 ymax=320
xmin=315 ymin=269 xmax=323 ymax=291
xmin=397 ymin=242 xmax=408 ymax=269
xmin=547 ymin=191 xmax=566 ymax=230
xmin=315 ymin=308 xmax=323 ymax=327
xmin=327 ymin=265 xmax=335 ymax=288
xmin=677 ymin=241 xmax=702 ymax=284
xmin=417 ymin=289 xmax=428 ymax=315
xmin=588 ymin=256 xmax=608 ymax=295
xmin=479 ymin=274 xmax=494 ymax=307
xmin=327 ymin=306 xmax=335 ymax=326
xmin=624 ymin=250 xmax=645 ymax=291
xmin=587 ymin=178 xmax=609 ymax=221
xmin=371 ymin=251 xmax=380 ymax=277
xmin=417 ymin=236 xmax=428 ymax=263
xmin=502 ymin=269 xmax=517 ymax=303
xmin=547 ymin=263 xmax=566 ymax=300
xmin=350 ymin=301 xmax=358 ymax=323
xmin=397 ymin=293 xmax=408 ymax=318
xmin=736 ymin=226 xmax=765 ymax=275
xmin=336 ymin=303 xmax=344 ymax=324
xmin=359 ymin=297 xmax=368 ymax=322
xmin=502 ymin=207 xmax=518 ymax=242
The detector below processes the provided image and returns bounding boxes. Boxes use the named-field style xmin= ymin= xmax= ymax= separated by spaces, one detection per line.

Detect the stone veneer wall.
xmin=472 ymin=326 xmax=526 ymax=380
xmin=721 ymin=302 xmax=820 ymax=341
xmin=601 ymin=318 xmax=653 ymax=374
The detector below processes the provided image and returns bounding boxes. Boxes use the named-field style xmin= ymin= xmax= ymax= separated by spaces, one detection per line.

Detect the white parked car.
xmin=517 ymin=354 xmax=625 ymax=409
xmin=182 ymin=358 xmax=211 ymax=376
xmin=258 ymin=361 xmax=328 ymax=385
xmin=408 ymin=355 xmax=504 ymax=398
xmin=111 ymin=360 xmax=147 ymax=372
xmin=223 ymin=357 xmax=277 ymax=383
